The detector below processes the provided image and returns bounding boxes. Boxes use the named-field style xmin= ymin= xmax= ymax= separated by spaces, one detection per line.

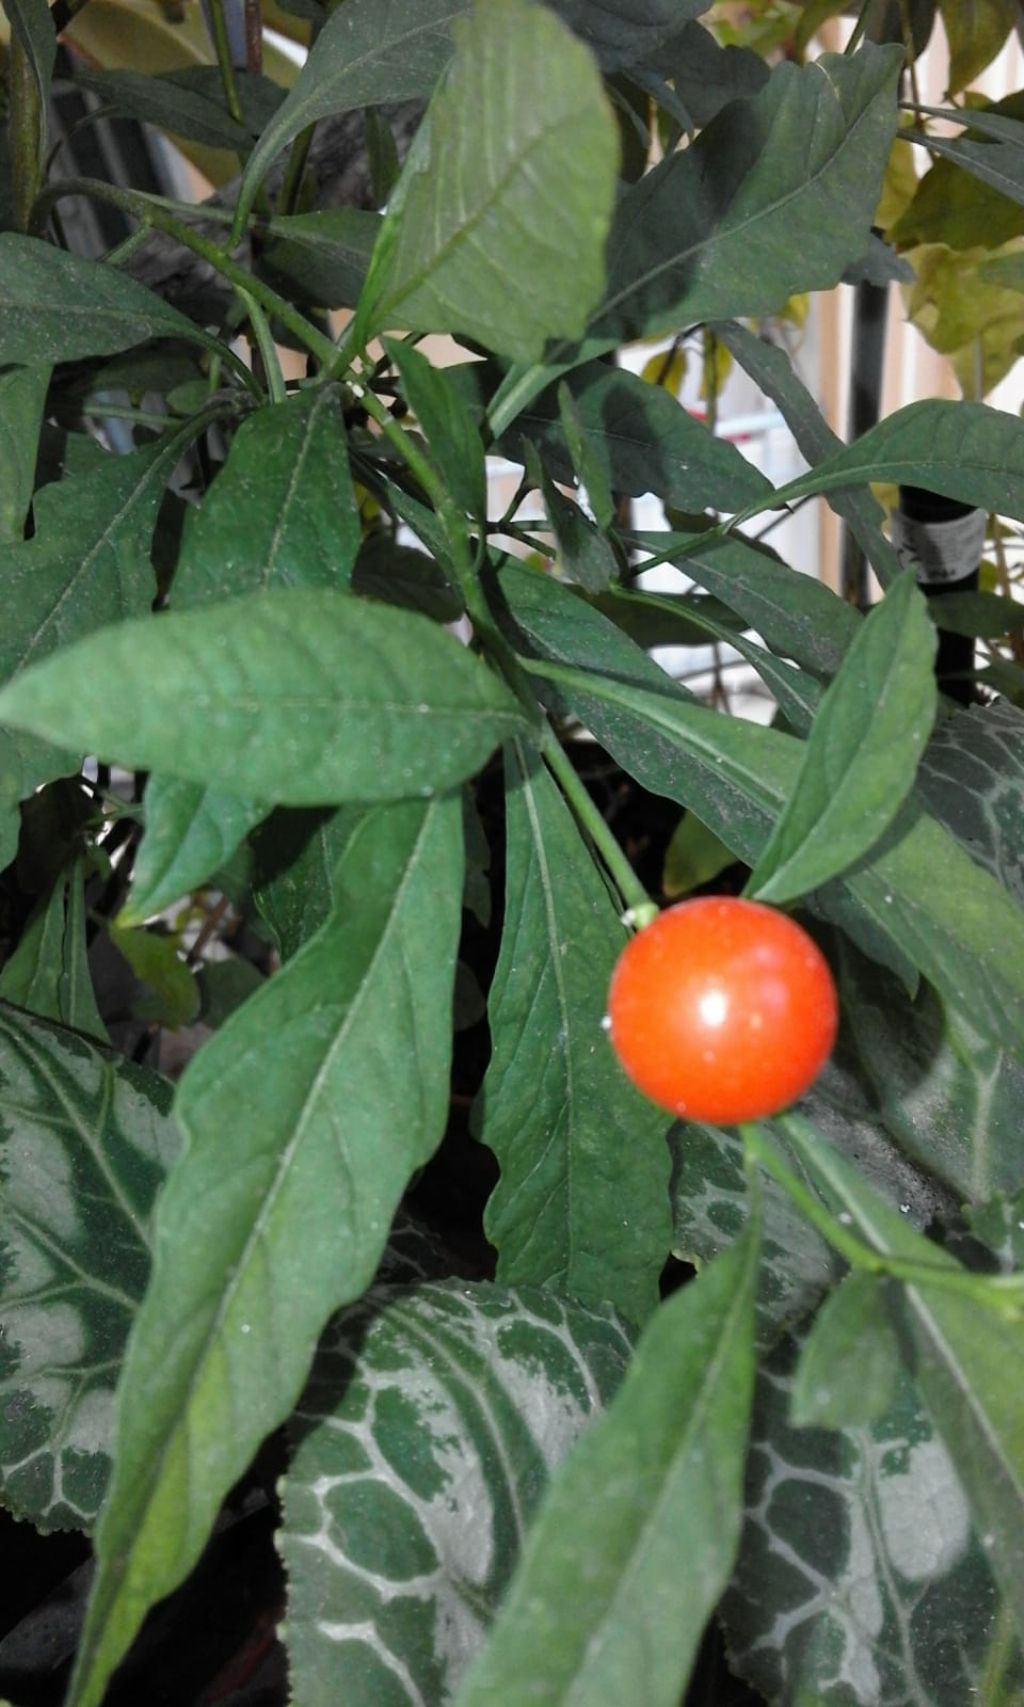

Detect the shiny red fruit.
xmin=606 ymin=897 xmax=838 ymax=1124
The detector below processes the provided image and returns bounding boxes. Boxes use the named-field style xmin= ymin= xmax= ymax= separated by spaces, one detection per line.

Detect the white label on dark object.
xmin=891 ymin=508 xmax=987 ymax=586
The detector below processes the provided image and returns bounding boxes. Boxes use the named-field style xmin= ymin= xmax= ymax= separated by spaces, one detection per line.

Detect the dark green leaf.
xmin=383 ymin=336 xmax=487 ymax=518
xmin=282 ymin=1281 xmax=634 ymax=1705
xmin=507 ymin=362 xmax=773 ymax=515
xmin=748 ymin=570 xmax=937 ymax=903
xmin=0 ymin=235 xmax=221 ymax=365
xmin=455 ymin=1227 xmax=760 ymax=1707
xmin=968 ymin=1191 xmax=1024 ymax=1271
xmin=351 ymin=533 xmax=463 ymax=622
xmin=0 ymin=435 xmax=184 ymax=686
xmin=173 ymin=387 xmax=359 ymax=605
xmin=252 ymin=806 xmax=364 ymax=959
xmin=259 ymin=208 xmax=381 ymax=310
xmin=791 ymin=1272 xmax=901 ymax=1429
xmin=926 ymin=589 xmax=1024 ymax=638
xmin=365 ymin=104 xmax=401 ymax=204
xmin=237 ymin=0 xmax=470 ymax=233
xmin=0 ymin=1005 xmax=178 ymax=1529
xmin=526 ymin=445 xmax=618 ymax=593
xmin=551 ymin=0 xmax=710 ymax=71
xmin=195 ymin=956 xmax=264 ymax=1028
xmin=592 ymin=46 xmax=902 ymax=341
xmin=632 ymin=528 xmax=860 ymax=678
xmin=107 ymin=925 xmax=200 ymax=1031
xmin=122 ymin=779 xmax=267 ymax=926
xmin=0 ymin=590 xmax=529 ymax=805
xmin=77 ymin=67 xmax=255 ymax=152
xmin=68 ymin=795 xmax=463 ymax=1707
xmin=753 ymin=398 xmax=1024 ymax=525
xmin=715 ymin=320 xmax=903 ymax=587
xmin=556 ymin=380 xmax=615 ymax=531
xmin=0 ymin=364 xmax=49 ymax=543
xmin=0 ymin=862 xmax=106 ymax=1042
xmin=662 ymin=810 xmax=735 ymax=897
xmin=478 ymin=742 xmax=671 ymax=1323
xmin=361 ymin=0 xmax=618 ymax=363
xmin=725 ymin=1329 xmax=1023 ymax=1707
xmin=634 ymin=21 xmax=768 ymax=131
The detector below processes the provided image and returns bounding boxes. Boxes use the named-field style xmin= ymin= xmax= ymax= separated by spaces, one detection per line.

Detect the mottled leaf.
xmin=282 ymin=1281 xmax=634 ymax=1706
xmin=0 ymin=1005 xmax=179 ymax=1530
xmin=0 ymin=590 xmax=529 ymax=805
xmin=724 ymin=1331 xmax=1024 ymax=1706
xmin=68 ymin=796 xmax=463 ymax=1707
xmin=477 ymin=741 xmax=671 ymax=1323
xmin=456 ymin=1227 xmax=759 ymax=1707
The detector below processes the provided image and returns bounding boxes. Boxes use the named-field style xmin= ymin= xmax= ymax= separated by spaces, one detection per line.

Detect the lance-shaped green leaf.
xmin=0 ymin=1004 xmax=179 ymax=1531
xmin=714 ymin=320 xmax=902 ymax=587
xmin=107 ymin=925 xmax=200 ymax=1031
xmin=282 ymin=1281 xmax=635 ymax=1706
xmin=236 ymin=0 xmax=468 ymax=234
xmin=0 ymin=862 xmax=106 ymax=1042
xmin=777 ymin=1113 xmax=1024 ymax=1650
xmin=0 ymin=589 xmax=528 ymax=805
xmin=0 ymin=433 xmax=187 ymax=685
xmin=477 ymin=741 xmax=671 ymax=1323
xmin=592 ymin=45 xmax=902 ymax=342
xmin=252 ymin=807 xmax=365 ymax=961
xmin=631 ymin=529 xmax=860 ymax=678
xmin=939 ymin=0 xmax=1016 ymax=93
xmin=455 ymin=1223 xmax=760 ymax=1707
xmin=0 ymin=235 xmax=222 ymax=366
xmin=0 ymin=364 xmax=50 ymax=543
xmin=910 ymin=113 xmax=1024 ymax=212
xmin=740 ymin=398 xmax=1024 ymax=527
xmin=747 ymin=570 xmax=937 ymax=903
xmin=526 ymin=444 xmax=618 ymax=594
xmin=790 ymin=1271 xmax=901 ymax=1429
xmin=77 ymin=67 xmax=261 ymax=153
xmin=121 ymin=780 xmax=267 ymax=926
xmin=67 ymin=794 xmax=464 ymax=1707
xmin=505 ymin=361 xmax=773 ymax=516
xmin=383 ymin=336 xmax=487 ymax=519
xmin=172 ymin=386 xmax=360 ymax=606
xmin=360 ymin=0 xmax=618 ymax=363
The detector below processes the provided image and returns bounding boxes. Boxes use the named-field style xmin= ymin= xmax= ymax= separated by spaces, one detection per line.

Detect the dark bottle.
xmin=892 ymin=486 xmax=986 ymax=705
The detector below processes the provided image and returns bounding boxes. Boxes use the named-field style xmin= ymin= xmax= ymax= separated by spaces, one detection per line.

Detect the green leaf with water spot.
xmin=67 ymin=794 xmax=464 ymax=1707
xmin=477 ymin=741 xmax=671 ymax=1323
xmin=455 ymin=1225 xmax=760 ymax=1707
xmin=0 ymin=589 xmax=528 ymax=805
xmin=281 ymin=1281 xmax=634 ymax=1705
xmin=360 ymin=0 xmax=618 ymax=363
xmin=0 ymin=1004 xmax=178 ymax=1531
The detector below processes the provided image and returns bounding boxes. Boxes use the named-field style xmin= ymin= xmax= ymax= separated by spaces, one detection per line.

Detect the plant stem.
xmin=542 ymin=733 xmax=658 ymax=926
xmin=278 ymin=123 xmax=316 ymax=217
xmin=740 ymin=1123 xmax=1024 ymax=1318
xmin=205 ymin=0 xmax=246 ymax=128
xmin=240 ymin=290 xmax=287 ymax=403
xmin=30 ymin=177 xmax=338 ymax=373
xmin=8 ymin=34 xmax=44 ymax=233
